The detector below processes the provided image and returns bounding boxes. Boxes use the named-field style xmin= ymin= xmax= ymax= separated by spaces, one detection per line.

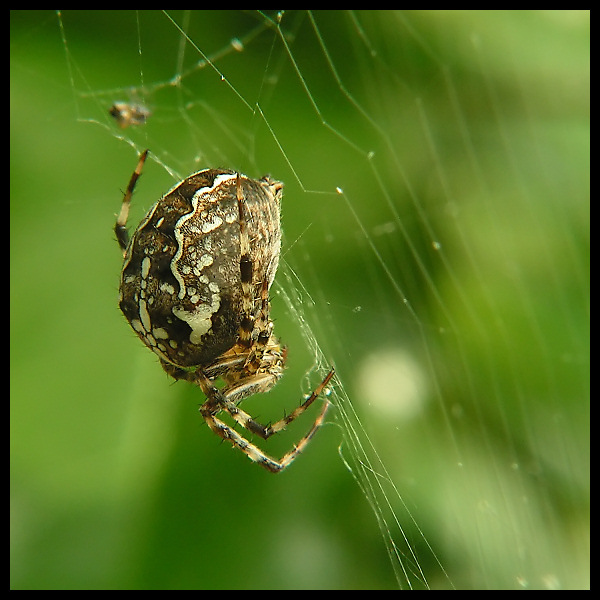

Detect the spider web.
xmin=12 ymin=10 xmax=588 ymax=590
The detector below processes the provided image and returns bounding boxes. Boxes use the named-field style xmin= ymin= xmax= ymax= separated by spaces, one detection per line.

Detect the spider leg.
xmin=115 ymin=149 xmax=149 ymax=254
xmin=223 ymin=368 xmax=335 ymax=440
xmin=197 ymin=368 xmax=335 ymax=473
xmin=200 ymin=399 xmax=330 ymax=473
xmin=241 ymin=279 xmax=273 ymax=375
xmin=235 ymin=173 xmax=255 ymax=350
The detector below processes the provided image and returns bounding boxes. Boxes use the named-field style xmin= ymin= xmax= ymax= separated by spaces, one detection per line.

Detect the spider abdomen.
xmin=119 ymin=168 xmax=282 ymax=369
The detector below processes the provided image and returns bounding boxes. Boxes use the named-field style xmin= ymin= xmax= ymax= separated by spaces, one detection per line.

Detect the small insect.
xmin=115 ymin=150 xmax=334 ymax=472
xmin=109 ymin=102 xmax=151 ymax=128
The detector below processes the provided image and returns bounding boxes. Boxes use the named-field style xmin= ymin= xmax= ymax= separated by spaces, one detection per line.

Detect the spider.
xmin=115 ymin=150 xmax=334 ymax=472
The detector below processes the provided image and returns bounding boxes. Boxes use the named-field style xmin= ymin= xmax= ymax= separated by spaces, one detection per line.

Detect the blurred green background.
xmin=11 ymin=10 xmax=589 ymax=589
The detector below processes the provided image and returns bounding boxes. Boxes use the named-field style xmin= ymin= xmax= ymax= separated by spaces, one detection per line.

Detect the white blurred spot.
xmin=356 ymin=347 xmax=427 ymax=420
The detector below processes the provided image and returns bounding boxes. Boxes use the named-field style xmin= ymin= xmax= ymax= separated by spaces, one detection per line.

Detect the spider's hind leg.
xmin=224 ymin=368 xmax=335 ymax=440
xmin=115 ymin=149 xmax=149 ymax=254
xmin=197 ymin=367 xmax=335 ymax=473
xmin=200 ymin=397 xmax=331 ymax=473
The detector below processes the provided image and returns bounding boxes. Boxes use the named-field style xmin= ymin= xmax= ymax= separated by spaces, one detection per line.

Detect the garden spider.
xmin=115 ymin=150 xmax=334 ymax=472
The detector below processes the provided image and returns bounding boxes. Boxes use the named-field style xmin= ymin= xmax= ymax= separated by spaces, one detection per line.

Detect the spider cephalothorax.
xmin=115 ymin=150 xmax=333 ymax=472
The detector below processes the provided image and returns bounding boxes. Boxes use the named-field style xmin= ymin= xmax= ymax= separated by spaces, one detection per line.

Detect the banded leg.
xmin=198 ymin=368 xmax=335 ymax=473
xmin=115 ymin=149 xmax=149 ymax=254
xmin=223 ymin=368 xmax=335 ymax=439
xmin=235 ymin=173 xmax=255 ymax=350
